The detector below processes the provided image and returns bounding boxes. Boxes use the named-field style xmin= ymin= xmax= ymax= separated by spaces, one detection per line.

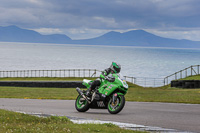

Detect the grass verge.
xmin=178 ymin=75 xmax=200 ymax=80
xmin=0 ymin=77 xmax=96 ymax=81
xmin=0 ymin=109 xmax=144 ymax=133
xmin=0 ymin=77 xmax=200 ymax=104
xmin=126 ymin=84 xmax=200 ymax=104
xmin=0 ymin=85 xmax=200 ymax=104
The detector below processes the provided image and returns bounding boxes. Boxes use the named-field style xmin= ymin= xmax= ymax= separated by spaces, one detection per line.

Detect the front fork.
xmin=112 ymin=93 xmax=118 ymax=103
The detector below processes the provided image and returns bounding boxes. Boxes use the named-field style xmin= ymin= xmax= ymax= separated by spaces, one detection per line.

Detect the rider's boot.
xmin=85 ymin=88 xmax=92 ymax=96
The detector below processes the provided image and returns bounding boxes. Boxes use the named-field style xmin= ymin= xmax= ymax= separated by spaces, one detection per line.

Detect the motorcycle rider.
xmin=86 ymin=62 xmax=121 ymax=96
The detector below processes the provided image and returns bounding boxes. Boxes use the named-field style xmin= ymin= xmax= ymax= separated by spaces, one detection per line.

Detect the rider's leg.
xmin=86 ymin=79 xmax=101 ymax=96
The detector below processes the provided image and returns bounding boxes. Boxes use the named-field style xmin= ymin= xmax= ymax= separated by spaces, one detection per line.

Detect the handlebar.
xmin=101 ymin=72 xmax=115 ymax=82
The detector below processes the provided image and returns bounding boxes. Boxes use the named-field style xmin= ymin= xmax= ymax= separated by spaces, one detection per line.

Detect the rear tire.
xmin=75 ymin=95 xmax=89 ymax=112
xmin=107 ymin=95 xmax=125 ymax=114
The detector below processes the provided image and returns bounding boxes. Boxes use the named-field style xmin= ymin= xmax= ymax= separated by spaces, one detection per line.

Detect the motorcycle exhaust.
xmin=76 ymin=87 xmax=91 ymax=104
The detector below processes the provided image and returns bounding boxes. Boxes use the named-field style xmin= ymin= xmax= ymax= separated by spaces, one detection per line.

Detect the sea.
xmin=0 ymin=42 xmax=200 ymax=79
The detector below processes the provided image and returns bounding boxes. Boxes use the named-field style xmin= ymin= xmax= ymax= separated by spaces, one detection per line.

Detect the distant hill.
xmin=0 ymin=25 xmax=72 ymax=43
xmin=1 ymin=25 xmax=200 ymax=48
xmin=74 ymin=30 xmax=200 ymax=48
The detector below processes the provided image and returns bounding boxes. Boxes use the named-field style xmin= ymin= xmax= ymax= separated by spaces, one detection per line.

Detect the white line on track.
xmin=16 ymin=111 xmax=193 ymax=133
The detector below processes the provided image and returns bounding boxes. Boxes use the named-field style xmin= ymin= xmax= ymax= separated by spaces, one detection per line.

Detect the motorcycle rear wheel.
xmin=107 ymin=95 xmax=125 ymax=114
xmin=75 ymin=94 xmax=89 ymax=112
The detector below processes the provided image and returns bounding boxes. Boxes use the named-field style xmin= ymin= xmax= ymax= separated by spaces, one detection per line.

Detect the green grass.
xmin=178 ymin=74 xmax=200 ymax=80
xmin=0 ymin=77 xmax=96 ymax=81
xmin=0 ymin=77 xmax=200 ymax=104
xmin=0 ymin=87 xmax=77 ymax=100
xmin=0 ymin=109 xmax=144 ymax=133
xmin=126 ymin=84 xmax=200 ymax=104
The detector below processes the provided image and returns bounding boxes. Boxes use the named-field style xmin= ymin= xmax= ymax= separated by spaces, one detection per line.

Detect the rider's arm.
xmin=100 ymin=68 xmax=110 ymax=79
xmin=103 ymin=68 xmax=111 ymax=76
xmin=100 ymin=68 xmax=115 ymax=82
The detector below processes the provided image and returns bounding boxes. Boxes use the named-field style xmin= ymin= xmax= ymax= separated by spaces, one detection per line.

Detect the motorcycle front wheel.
xmin=107 ymin=95 xmax=125 ymax=114
xmin=75 ymin=95 xmax=89 ymax=112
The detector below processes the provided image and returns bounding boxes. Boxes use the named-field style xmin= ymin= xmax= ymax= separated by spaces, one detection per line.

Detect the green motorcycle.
xmin=75 ymin=72 xmax=128 ymax=114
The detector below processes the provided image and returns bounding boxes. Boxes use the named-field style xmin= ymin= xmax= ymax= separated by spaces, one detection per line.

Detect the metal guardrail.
xmin=0 ymin=69 xmax=165 ymax=87
xmin=124 ymin=76 xmax=164 ymax=87
xmin=2 ymin=65 xmax=198 ymax=87
xmin=0 ymin=69 xmax=102 ymax=78
xmin=164 ymin=65 xmax=200 ymax=85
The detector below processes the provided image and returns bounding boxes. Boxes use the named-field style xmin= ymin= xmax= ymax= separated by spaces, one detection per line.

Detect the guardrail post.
xmin=163 ymin=78 xmax=165 ymax=85
xmin=198 ymin=65 xmax=200 ymax=75
xmin=185 ymin=69 xmax=187 ymax=77
xmin=38 ymin=70 xmax=40 ymax=77
xmin=164 ymin=78 xmax=165 ymax=85
xmin=175 ymin=73 xmax=177 ymax=80
xmin=180 ymin=70 xmax=182 ymax=79
xmin=167 ymin=77 xmax=168 ymax=85
xmin=163 ymin=79 xmax=165 ymax=86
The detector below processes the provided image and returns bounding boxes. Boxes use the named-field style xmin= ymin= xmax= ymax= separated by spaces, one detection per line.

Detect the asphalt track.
xmin=0 ymin=98 xmax=199 ymax=133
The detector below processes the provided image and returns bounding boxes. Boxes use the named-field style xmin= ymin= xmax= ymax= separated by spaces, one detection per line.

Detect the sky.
xmin=0 ymin=0 xmax=200 ymax=41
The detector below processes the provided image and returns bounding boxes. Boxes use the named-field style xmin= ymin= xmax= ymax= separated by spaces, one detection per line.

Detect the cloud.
xmin=62 ymin=28 xmax=109 ymax=40
xmin=33 ymin=28 xmax=63 ymax=35
xmin=0 ymin=0 xmax=200 ymax=40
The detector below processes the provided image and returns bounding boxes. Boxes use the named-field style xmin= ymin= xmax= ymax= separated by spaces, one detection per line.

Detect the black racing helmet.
xmin=110 ymin=62 xmax=121 ymax=73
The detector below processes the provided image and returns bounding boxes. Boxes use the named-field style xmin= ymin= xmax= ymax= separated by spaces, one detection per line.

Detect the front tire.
xmin=75 ymin=95 xmax=89 ymax=112
xmin=107 ymin=95 xmax=125 ymax=114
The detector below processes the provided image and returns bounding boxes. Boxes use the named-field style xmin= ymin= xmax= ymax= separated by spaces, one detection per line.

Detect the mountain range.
xmin=1 ymin=25 xmax=200 ymax=48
